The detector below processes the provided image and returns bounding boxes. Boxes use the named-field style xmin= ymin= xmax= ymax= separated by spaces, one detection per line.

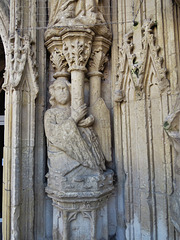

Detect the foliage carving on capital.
xmin=50 ymin=47 xmax=68 ymax=73
xmin=45 ymin=37 xmax=70 ymax=78
xmin=62 ymin=30 xmax=94 ymax=71
xmin=88 ymin=47 xmax=108 ymax=73
xmin=87 ymin=37 xmax=111 ymax=74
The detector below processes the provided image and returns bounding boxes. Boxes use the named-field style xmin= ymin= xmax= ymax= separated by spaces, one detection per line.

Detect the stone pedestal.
xmin=46 ymin=169 xmax=114 ymax=240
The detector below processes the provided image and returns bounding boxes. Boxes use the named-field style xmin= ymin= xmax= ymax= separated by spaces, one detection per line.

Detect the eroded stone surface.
xmin=44 ymin=77 xmax=113 ymax=238
xmin=46 ymin=0 xmax=111 ymax=39
xmin=1 ymin=0 xmax=180 ymax=240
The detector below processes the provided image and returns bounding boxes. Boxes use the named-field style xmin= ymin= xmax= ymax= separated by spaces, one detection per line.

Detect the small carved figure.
xmin=44 ymin=78 xmax=106 ymax=178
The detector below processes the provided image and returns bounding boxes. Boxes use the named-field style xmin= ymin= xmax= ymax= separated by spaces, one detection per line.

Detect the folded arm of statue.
xmin=71 ymin=104 xmax=94 ymax=127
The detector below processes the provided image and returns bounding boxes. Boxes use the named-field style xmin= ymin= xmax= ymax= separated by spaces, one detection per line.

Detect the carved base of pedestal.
xmin=46 ymin=170 xmax=114 ymax=240
xmin=46 ymin=169 xmax=113 ymax=199
xmin=50 ymin=193 xmax=112 ymax=240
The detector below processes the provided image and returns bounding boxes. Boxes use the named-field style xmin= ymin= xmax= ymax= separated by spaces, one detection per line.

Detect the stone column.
xmin=44 ymin=2 xmax=114 ymax=239
xmin=45 ymin=28 xmax=114 ymax=239
xmin=62 ymin=29 xmax=94 ymax=111
xmin=2 ymin=33 xmax=38 ymax=240
xmin=87 ymin=36 xmax=112 ymax=162
xmin=87 ymin=36 xmax=111 ymax=106
xmin=45 ymin=36 xmax=70 ymax=82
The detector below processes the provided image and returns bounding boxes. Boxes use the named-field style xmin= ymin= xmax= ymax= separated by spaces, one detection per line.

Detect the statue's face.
xmin=54 ymin=81 xmax=70 ymax=105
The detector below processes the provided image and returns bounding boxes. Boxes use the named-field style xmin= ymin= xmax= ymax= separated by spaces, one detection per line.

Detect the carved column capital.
xmin=87 ymin=36 xmax=111 ymax=76
xmin=45 ymin=36 xmax=70 ymax=79
xmin=61 ymin=29 xmax=94 ymax=72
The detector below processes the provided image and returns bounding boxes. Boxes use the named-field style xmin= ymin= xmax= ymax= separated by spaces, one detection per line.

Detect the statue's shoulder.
xmin=44 ymin=108 xmax=57 ymax=118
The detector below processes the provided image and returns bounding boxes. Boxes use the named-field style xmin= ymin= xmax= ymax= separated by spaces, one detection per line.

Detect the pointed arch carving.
xmin=115 ymin=20 xmax=169 ymax=103
xmin=139 ymin=20 xmax=169 ymax=93
xmin=114 ymin=31 xmax=136 ymax=102
xmin=3 ymin=33 xmax=38 ymax=97
xmin=2 ymin=31 xmax=38 ymax=239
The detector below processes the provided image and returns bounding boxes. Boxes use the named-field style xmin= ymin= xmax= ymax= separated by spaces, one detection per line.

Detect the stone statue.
xmin=44 ymin=2 xmax=113 ymax=237
xmin=49 ymin=0 xmax=98 ymax=26
xmin=44 ymin=79 xmax=109 ymax=194
xmin=46 ymin=0 xmax=111 ymax=39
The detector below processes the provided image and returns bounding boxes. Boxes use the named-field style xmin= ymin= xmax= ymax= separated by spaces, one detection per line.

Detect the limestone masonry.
xmin=1 ymin=0 xmax=180 ymax=239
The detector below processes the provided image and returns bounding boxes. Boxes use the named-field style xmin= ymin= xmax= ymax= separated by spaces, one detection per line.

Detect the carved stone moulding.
xmin=115 ymin=19 xmax=169 ymax=103
xmin=61 ymin=28 xmax=94 ymax=72
xmin=3 ymin=33 xmax=39 ymax=95
xmin=46 ymin=168 xmax=114 ymax=240
xmin=53 ymin=196 xmax=111 ymax=240
xmin=46 ymin=169 xmax=114 ymax=199
xmin=45 ymin=36 xmax=62 ymax=53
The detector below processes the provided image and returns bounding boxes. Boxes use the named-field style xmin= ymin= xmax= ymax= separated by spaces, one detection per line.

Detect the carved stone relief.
xmin=45 ymin=1 xmax=113 ymax=239
xmin=45 ymin=0 xmax=111 ymax=40
xmin=115 ymin=19 xmax=172 ymax=239
xmin=115 ymin=20 xmax=169 ymax=103
xmin=3 ymin=32 xmax=38 ymax=94
xmin=2 ymin=31 xmax=38 ymax=240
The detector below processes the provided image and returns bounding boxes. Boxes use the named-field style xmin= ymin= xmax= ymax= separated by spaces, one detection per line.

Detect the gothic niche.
xmin=44 ymin=0 xmax=113 ymax=239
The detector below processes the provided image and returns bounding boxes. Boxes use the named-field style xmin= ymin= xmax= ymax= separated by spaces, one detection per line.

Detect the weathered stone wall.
xmin=113 ymin=0 xmax=180 ymax=239
xmin=0 ymin=0 xmax=180 ymax=239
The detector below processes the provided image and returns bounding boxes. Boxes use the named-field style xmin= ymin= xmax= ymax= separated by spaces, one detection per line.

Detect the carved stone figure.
xmin=46 ymin=0 xmax=111 ymax=40
xmin=49 ymin=0 xmax=97 ymax=26
xmin=44 ymin=79 xmax=114 ymax=197
xmin=44 ymin=1 xmax=113 ymax=238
